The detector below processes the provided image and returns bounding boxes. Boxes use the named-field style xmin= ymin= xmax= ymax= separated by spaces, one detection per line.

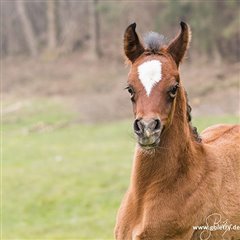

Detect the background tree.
xmin=88 ymin=0 xmax=102 ymax=59
xmin=47 ymin=0 xmax=58 ymax=51
xmin=15 ymin=0 xmax=38 ymax=56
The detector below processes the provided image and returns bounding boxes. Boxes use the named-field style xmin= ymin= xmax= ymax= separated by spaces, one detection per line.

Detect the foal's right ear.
xmin=124 ymin=23 xmax=145 ymax=63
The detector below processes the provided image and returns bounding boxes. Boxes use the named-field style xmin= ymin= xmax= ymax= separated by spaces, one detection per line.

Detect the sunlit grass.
xmin=193 ymin=115 xmax=239 ymax=132
xmin=3 ymin=100 xmax=239 ymax=239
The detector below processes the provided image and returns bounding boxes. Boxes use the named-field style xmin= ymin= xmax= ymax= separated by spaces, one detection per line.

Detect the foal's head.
xmin=124 ymin=22 xmax=191 ymax=149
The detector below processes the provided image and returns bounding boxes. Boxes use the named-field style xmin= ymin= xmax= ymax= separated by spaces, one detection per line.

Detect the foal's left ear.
xmin=124 ymin=23 xmax=145 ymax=63
xmin=167 ymin=22 xmax=191 ymax=67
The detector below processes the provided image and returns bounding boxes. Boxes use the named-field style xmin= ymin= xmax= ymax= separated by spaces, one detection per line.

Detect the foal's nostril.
xmin=133 ymin=119 xmax=142 ymax=134
xmin=154 ymin=119 xmax=161 ymax=131
xmin=147 ymin=119 xmax=161 ymax=132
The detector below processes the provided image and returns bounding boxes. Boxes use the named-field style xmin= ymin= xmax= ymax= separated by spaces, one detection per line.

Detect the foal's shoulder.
xmin=201 ymin=124 xmax=240 ymax=144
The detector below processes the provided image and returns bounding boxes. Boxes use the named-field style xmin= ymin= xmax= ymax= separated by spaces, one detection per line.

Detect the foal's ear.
xmin=124 ymin=23 xmax=145 ymax=63
xmin=167 ymin=22 xmax=191 ymax=67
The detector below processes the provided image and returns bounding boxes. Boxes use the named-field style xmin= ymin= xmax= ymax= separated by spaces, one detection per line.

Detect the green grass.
xmin=2 ymin=100 xmax=239 ymax=239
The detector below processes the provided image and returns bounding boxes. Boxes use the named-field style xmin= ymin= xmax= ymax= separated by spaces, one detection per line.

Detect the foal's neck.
xmin=131 ymin=89 xmax=202 ymax=194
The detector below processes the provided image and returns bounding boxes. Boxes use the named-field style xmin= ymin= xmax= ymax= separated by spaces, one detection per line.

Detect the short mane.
xmin=185 ymin=91 xmax=201 ymax=142
xmin=144 ymin=32 xmax=165 ymax=53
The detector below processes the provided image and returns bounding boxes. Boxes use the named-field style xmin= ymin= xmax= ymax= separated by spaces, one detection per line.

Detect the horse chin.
xmin=138 ymin=137 xmax=161 ymax=150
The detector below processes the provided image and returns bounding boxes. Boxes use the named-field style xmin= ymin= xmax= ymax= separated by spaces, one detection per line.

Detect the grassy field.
xmin=3 ymin=99 xmax=239 ymax=239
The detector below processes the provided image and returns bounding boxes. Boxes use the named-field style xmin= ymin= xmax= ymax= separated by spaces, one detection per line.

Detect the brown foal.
xmin=114 ymin=22 xmax=240 ymax=240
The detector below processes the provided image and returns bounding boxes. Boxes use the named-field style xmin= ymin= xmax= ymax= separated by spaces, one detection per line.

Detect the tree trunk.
xmin=47 ymin=0 xmax=58 ymax=50
xmin=88 ymin=0 xmax=101 ymax=59
xmin=16 ymin=0 xmax=38 ymax=56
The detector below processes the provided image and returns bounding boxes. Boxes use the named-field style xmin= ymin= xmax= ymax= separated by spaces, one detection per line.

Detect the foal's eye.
xmin=169 ymin=83 xmax=179 ymax=98
xmin=125 ymin=86 xmax=135 ymax=101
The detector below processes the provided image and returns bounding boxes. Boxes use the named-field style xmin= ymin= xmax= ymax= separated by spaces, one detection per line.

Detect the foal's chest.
xmin=130 ymin=202 xmax=191 ymax=240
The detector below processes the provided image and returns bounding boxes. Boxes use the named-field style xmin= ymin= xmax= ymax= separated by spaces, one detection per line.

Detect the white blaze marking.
xmin=137 ymin=60 xmax=162 ymax=96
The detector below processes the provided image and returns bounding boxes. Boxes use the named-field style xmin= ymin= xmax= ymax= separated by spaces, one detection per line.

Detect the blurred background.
xmin=2 ymin=0 xmax=240 ymax=239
